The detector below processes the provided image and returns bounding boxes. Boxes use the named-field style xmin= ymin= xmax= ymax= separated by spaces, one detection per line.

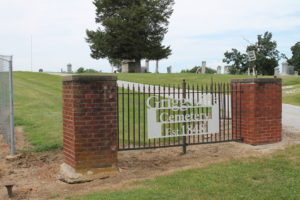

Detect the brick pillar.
xmin=62 ymin=75 xmax=118 ymax=174
xmin=232 ymin=78 xmax=282 ymax=145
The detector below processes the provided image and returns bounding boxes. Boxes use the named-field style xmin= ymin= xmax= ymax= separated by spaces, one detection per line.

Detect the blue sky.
xmin=0 ymin=0 xmax=300 ymax=73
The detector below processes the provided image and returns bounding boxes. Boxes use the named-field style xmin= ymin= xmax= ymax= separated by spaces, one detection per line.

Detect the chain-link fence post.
xmin=0 ymin=55 xmax=15 ymax=155
xmin=9 ymin=56 xmax=15 ymax=155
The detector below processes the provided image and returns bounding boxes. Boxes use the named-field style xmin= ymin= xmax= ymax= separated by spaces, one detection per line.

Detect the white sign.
xmin=247 ymin=50 xmax=256 ymax=61
xmin=147 ymin=95 xmax=219 ymax=139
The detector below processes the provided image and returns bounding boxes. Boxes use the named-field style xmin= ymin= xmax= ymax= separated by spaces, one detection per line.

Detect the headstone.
xmin=167 ymin=66 xmax=172 ymax=73
xmin=289 ymin=65 xmax=295 ymax=75
xmin=201 ymin=61 xmax=206 ymax=74
xmin=282 ymin=62 xmax=292 ymax=75
xmin=274 ymin=67 xmax=280 ymax=76
xmin=282 ymin=62 xmax=295 ymax=75
xmin=224 ymin=66 xmax=229 ymax=74
xmin=217 ymin=66 xmax=221 ymax=74
xmin=67 ymin=63 xmax=72 ymax=73
xmin=295 ymin=71 xmax=299 ymax=76
xmin=39 ymin=69 xmax=43 ymax=72
xmin=145 ymin=59 xmax=150 ymax=73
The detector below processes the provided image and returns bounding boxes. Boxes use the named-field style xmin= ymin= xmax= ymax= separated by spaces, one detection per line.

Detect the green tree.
xmin=86 ymin=0 xmax=174 ymax=73
xmin=288 ymin=42 xmax=300 ymax=73
xmin=223 ymin=48 xmax=248 ymax=74
xmin=246 ymin=31 xmax=281 ymax=75
xmin=77 ymin=67 xmax=85 ymax=73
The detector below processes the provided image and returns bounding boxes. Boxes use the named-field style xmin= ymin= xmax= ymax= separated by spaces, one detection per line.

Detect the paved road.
xmin=48 ymin=73 xmax=300 ymax=132
xmin=282 ymin=104 xmax=300 ymax=131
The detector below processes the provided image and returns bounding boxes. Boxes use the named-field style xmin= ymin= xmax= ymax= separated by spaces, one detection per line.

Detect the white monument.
xmin=167 ymin=66 xmax=172 ymax=73
xmin=67 ymin=63 xmax=72 ymax=73
xmin=274 ymin=67 xmax=280 ymax=76
xmin=201 ymin=61 xmax=206 ymax=74
xmin=121 ymin=59 xmax=138 ymax=73
xmin=224 ymin=66 xmax=229 ymax=74
xmin=145 ymin=59 xmax=150 ymax=73
xmin=282 ymin=62 xmax=295 ymax=75
xmin=217 ymin=66 xmax=221 ymax=74
xmin=155 ymin=60 xmax=159 ymax=73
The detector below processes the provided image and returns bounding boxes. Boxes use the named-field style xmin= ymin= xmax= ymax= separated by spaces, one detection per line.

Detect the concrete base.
xmin=6 ymin=154 xmax=22 ymax=161
xmin=60 ymin=163 xmax=119 ymax=183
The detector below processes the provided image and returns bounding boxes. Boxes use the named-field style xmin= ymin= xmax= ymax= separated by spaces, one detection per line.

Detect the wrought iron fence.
xmin=118 ymin=80 xmax=242 ymax=152
xmin=0 ymin=55 xmax=15 ymax=155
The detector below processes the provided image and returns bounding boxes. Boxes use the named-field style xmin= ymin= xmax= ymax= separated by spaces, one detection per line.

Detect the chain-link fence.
xmin=0 ymin=55 xmax=15 ymax=155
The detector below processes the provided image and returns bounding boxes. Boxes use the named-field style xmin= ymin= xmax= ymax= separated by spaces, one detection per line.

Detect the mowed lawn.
xmin=14 ymin=72 xmax=63 ymax=151
xmin=68 ymin=144 xmax=300 ymax=200
xmin=13 ymin=72 xmax=300 ymax=151
xmin=283 ymin=84 xmax=300 ymax=106
xmin=117 ymin=73 xmax=300 ymax=86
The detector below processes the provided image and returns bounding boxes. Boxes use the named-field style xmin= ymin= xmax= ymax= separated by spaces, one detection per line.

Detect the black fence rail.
xmin=117 ymin=80 xmax=242 ymax=152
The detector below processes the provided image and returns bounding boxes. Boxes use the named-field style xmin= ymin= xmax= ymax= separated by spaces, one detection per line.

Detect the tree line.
xmin=223 ymin=31 xmax=300 ymax=75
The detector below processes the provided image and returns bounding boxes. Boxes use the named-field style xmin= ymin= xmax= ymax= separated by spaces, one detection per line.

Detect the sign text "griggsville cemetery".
xmin=147 ymin=95 xmax=219 ymax=139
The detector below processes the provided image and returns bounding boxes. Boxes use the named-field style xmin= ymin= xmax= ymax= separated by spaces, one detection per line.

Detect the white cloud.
xmin=169 ymin=0 xmax=300 ymax=37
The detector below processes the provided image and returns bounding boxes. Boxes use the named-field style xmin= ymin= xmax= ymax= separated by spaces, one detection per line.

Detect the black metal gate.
xmin=117 ymin=80 xmax=242 ymax=152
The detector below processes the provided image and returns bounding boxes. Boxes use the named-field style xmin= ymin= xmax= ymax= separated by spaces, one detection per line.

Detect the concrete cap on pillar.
xmin=231 ymin=78 xmax=282 ymax=84
xmin=63 ymin=75 xmax=117 ymax=82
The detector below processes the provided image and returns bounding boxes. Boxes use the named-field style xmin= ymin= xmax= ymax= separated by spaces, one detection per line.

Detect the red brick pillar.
xmin=62 ymin=75 xmax=118 ymax=174
xmin=232 ymin=78 xmax=282 ymax=145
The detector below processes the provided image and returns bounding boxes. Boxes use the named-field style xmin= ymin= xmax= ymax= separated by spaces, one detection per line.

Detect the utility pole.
xmin=30 ymin=35 xmax=33 ymax=72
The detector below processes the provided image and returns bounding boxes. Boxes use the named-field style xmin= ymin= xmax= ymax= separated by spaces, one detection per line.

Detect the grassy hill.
xmin=14 ymin=72 xmax=63 ymax=151
xmin=116 ymin=73 xmax=300 ymax=86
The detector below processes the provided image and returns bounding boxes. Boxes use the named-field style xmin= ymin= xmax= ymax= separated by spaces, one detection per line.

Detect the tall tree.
xmin=288 ymin=42 xmax=300 ymax=73
xmin=246 ymin=32 xmax=281 ymax=75
xmin=86 ymin=0 xmax=174 ymax=72
xmin=223 ymin=48 xmax=249 ymax=74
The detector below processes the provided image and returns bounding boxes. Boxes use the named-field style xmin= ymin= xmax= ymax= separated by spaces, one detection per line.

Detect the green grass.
xmin=68 ymin=144 xmax=300 ymax=200
xmin=283 ymin=93 xmax=300 ymax=106
xmin=75 ymin=72 xmax=300 ymax=86
xmin=14 ymin=72 xmax=62 ymax=151
xmin=282 ymin=84 xmax=300 ymax=106
xmin=118 ymin=73 xmax=249 ymax=86
xmin=114 ymin=73 xmax=300 ymax=86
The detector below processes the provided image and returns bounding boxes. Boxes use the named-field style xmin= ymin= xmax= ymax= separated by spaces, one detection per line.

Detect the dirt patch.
xmin=1 ymin=127 xmax=300 ymax=200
